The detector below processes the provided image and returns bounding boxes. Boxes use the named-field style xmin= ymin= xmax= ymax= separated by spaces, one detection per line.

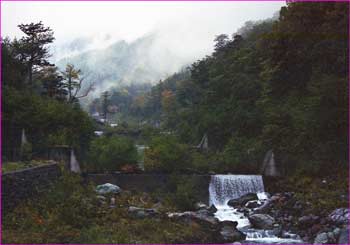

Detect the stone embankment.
xmin=2 ymin=162 xmax=61 ymax=211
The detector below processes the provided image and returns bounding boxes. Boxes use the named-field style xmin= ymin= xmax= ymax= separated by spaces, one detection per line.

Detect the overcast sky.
xmin=2 ymin=1 xmax=285 ymax=58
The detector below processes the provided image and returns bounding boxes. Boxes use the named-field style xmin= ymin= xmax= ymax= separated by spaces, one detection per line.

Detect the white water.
xmin=209 ymin=175 xmax=266 ymax=228
xmin=209 ymin=175 xmax=265 ymax=208
xmin=209 ymin=175 xmax=302 ymax=244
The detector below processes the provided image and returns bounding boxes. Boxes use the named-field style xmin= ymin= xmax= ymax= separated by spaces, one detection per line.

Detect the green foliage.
xmin=2 ymin=172 xmax=215 ymax=244
xmin=87 ymin=136 xmax=138 ymax=172
xmin=144 ymin=135 xmax=191 ymax=173
xmin=135 ymin=3 xmax=348 ymax=175
xmin=191 ymin=152 xmax=212 ymax=173
xmin=17 ymin=21 xmax=55 ymax=85
xmin=2 ymin=23 xmax=95 ymax=163
xmin=171 ymin=178 xmax=197 ymax=211
xmin=220 ymin=137 xmax=264 ymax=173
xmin=1 ymin=160 xmax=52 ymax=173
xmin=268 ymin=168 xmax=349 ymax=215
xmin=258 ymin=2 xmax=349 ymax=173
xmin=2 ymin=86 xmax=94 ymax=161
xmin=161 ymin=175 xmax=197 ymax=211
xmin=20 ymin=142 xmax=33 ymax=162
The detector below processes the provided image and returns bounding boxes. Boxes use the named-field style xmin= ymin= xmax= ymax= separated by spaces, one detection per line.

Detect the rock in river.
xmin=338 ymin=227 xmax=349 ymax=244
xmin=329 ymin=208 xmax=350 ymax=225
xmin=219 ymin=225 xmax=246 ymax=242
xmin=313 ymin=232 xmax=329 ymax=244
xmin=248 ymin=214 xmax=275 ymax=229
xmin=228 ymin=193 xmax=258 ymax=207
xmin=168 ymin=210 xmax=219 ymax=227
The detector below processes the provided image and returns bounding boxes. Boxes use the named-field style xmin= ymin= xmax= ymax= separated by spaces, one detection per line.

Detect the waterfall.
xmin=209 ymin=175 xmax=265 ymax=208
xmin=208 ymin=175 xmax=303 ymax=243
xmin=70 ymin=149 xmax=81 ymax=173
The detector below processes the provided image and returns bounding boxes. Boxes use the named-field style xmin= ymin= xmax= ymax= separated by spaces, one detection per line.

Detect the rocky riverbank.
xmin=223 ymin=191 xmax=349 ymax=244
xmin=254 ymin=192 xmax=349 ymax=244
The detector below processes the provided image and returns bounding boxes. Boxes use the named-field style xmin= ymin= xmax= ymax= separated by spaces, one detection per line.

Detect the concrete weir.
xmin=86 ymin=173 xmax=211 ymax=204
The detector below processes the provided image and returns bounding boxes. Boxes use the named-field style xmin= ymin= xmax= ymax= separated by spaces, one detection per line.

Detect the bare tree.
xmin=61 ymin=64 xmax=94 ymax=103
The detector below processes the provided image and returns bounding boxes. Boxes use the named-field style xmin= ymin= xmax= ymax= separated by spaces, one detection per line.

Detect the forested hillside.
xmin=97 ymin=2 xmax=348 ymax=175
xmin=2 ymin=22 xmax=95 ymax=162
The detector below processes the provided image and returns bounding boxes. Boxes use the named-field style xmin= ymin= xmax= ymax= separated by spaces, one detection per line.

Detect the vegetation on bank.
xmin=86 ymin=136 xmax=138 ymax=173
xmin=2 ymin=173 xmax=208 ymax=244
xmin=1 ymin=160 xmax=55 ymax=174
xmin=267 ymin=166 xmax=349 ymax=215
xmin=2 ymin=22 xmax=95 ymax=164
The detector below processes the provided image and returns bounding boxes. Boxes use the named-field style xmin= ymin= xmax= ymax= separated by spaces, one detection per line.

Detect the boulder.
xmin=313 ymin=229 xmax=341 ymax=244
xmin=217 ymin=221 xmax=245 ymax=242
xmin=96 ymin=195 xmax=106 ymax=201
xmin=96 ymin=183 xmax=121 ymax=195
xmin=110 ymin=197 xmax=116 ymax=207
xmin=228 ymin=199 xmax=241 ymax=207
xmin=128 ymin=206 xmax=159 ymax=218
xmin=314 ymin=232 xmax=329 ymax=244
xmin=97 ymin=195 xmax=107 ymax=205
xmin=329 ymin=208 xmax=350 ymax=225
xmin=219 ymin=220 xmax=238 ymax=227
xmin=167 ymin=211 xmax=219 ymax=227
xmin=298 ymin=215 xmax=319 ymax=228
xmin=333 ymin=227 xmax=341 ymax=237
xmin=228 ymin=193 xmax=258 ymax=207
xmin=208 ymin=204 xmax=218 ymax=214
xmin=245 ymin=200 xmax=260 ymax=209
xmin=195 ymin=202 xmax=208 ymax=210
xmin=152 ymin=202 xmax=163 ymax=210
xmin=254 ymin=199 xmax=273 ymax=214
xmin=219 ymin=226 xmax=246 ymax=242
xmin=338 ymin=227 xmax=349 ymax=244
xmin=248 ymin=214 xmax=275 ymax=229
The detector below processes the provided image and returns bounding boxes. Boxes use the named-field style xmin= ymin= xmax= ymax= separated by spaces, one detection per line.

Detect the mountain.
xmin=56 ymin=33 xmax=192 ymax=97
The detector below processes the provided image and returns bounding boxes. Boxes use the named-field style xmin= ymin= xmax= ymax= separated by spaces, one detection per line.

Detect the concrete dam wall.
xmin=86 ymin=173 xmax=212 ymax=204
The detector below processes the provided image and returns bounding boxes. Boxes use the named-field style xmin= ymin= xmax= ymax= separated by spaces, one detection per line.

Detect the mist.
xmin=2 ymin=1 xmax=285 ymax=96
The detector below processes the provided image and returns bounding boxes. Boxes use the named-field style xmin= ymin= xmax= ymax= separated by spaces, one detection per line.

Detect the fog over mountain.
xmin=2 ymin=1 xmax=285 ymax=98
xmin=55 ymin=32 xmax=194 ymax=96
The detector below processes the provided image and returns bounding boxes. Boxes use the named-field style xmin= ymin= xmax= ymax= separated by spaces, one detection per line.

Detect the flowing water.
xmin=208 ymin=175 xmax=303 ymax=244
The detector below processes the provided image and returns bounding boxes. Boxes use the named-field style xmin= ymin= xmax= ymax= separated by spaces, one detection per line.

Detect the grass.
xmin=2 ymin=172 xmax=215 ymax=244
xmin=2 ymin=160 xmax=55 ymax=174
xmin=267 ymin=165 xmax=349 ymax=215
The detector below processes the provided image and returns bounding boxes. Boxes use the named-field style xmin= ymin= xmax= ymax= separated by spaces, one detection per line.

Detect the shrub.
xmin=87 ymin=136 xmax=138 ymax=172
xmin=20 ymin=142 xmax=32 ymax=161
xmin=144 ymin=135 xmax=191 ymax=173
xmin=2 ymin=86 xmax=94 ymax=161
xmin=220 ymin=137 xmax=263 ymax=173
xmin=172 ymin=179 xmax=197 ymax=211
xmin=164 ymin=175 xmax=197 ymax=211
xmin=191 ymin=151 xmax=219 ymax=173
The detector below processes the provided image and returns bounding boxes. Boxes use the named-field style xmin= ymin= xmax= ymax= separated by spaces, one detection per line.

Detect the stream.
xmin=209 ymin=175 xmax=303 ymax=244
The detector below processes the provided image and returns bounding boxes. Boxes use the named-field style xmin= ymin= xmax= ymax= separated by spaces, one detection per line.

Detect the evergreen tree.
xmin=17 ymin=22 xmax=55 ymax=86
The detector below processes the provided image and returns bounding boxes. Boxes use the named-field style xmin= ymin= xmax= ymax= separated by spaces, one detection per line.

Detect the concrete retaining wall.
xmin=87 ymin=173 xmax=212 ymax=204
xmin=2 ymin=163 xmax=61 ymax=211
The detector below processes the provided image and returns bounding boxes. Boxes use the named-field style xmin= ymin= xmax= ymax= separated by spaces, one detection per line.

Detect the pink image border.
xmin=0 ymin=0 xmax=349 ymax=245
